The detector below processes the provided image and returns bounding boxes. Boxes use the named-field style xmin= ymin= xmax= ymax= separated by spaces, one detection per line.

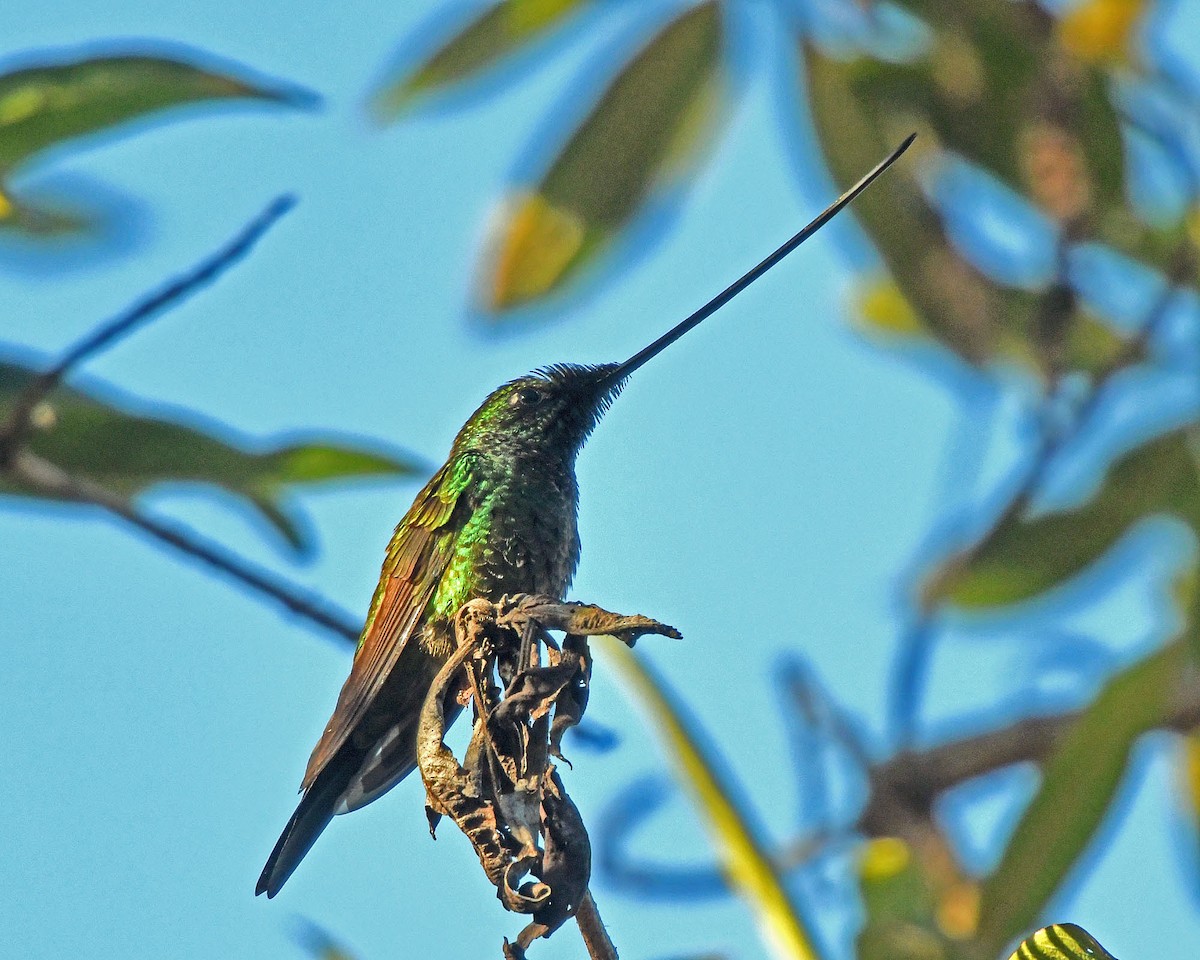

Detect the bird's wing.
xmin=300 ymin=453 xmax=476 ymax=791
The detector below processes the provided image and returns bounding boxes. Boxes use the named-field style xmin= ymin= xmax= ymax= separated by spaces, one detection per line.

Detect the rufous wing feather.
xmin=300 ymin=454 xmax=477 ymax=790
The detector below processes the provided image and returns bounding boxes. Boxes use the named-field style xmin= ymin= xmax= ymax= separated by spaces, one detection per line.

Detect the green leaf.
xmin=1007 ymin=923 xmax=1118 ymax=960
xmin=801 ymin=3 xmax=1191 ymax=372
xmin=0 ymin=359 xmax=425 ymax=555
xmin=482 ymin=1 xmax=724 ymax=311
xmin=973 ymin=640 xmax=1186 ymax=958
xmin=0 ymin=185 xmax=89 ymax=235
xmin=371 ymin=0 xmax=590 ymax=119
xmin=803 ymin=40 xmax=1036 ymax=367
xmin=929 ymin=429 xmax=1200 ymax=609
xmin=855 ymin=837 xmax=953 ymax=960
xmin=0 ymin=52 xmax=315 ymax=233
xmin=597 ymin=636 xmax=826 ymax=960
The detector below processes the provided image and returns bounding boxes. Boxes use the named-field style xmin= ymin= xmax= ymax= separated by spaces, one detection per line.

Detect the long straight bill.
xmin=602 ymin=133 xmax=916 ymax=387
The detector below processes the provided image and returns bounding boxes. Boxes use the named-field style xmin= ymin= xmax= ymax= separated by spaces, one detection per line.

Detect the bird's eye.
xmin=514 ymin=387 xmax=544 ymax=406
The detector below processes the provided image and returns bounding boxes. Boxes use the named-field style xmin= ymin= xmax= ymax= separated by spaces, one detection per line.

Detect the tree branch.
xmin=575 ymin=891 xmax=619 ymax=960
xmin=601 ymin=658 xmax=1200 ymax=898
xmin=10 ymin=450 xmax=360 ymax=644
xmin=0 ymin=194 xmax=365 ymax=647
xmin=0 ymin=194 xmax=296 ymax=459
xmin=862 ymin=661 xmax=1200 ymax=837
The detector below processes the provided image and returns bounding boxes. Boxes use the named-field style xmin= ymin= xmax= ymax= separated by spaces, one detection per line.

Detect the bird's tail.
xmin=256 ymin=745 xmax=363 ymax=898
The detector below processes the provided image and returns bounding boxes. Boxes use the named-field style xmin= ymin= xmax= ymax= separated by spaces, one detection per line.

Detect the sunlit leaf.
xmin=371 ymin=0 xmax=590 ymax=119
xmin=482 ymin=1 xmax=724 ymax=311
xmin=974 ymin=640 xmax=1187 ymax=957
xmin=0 ymin=359 xmax=424 ymax=555
xmin=1057 ymin=0 xmax=1146 ymax=65
xmin=929 ymin=429 xmax=1200 ymax=609
xmin=0 ymin=52 xmax=315 ymax=233
xmin=598 ymin=636 xmax=825 ymax=960
xmin=853 ymin=277 xmax=926 ymax=340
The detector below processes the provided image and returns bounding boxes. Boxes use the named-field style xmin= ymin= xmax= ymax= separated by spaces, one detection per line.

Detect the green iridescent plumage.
xmin=256 ymin=365 xmax=619 ymax=897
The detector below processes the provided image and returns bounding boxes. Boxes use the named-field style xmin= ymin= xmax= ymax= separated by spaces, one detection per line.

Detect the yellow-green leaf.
xmin=0 ymin=359 xmax=424 ymax=555
xmin=856 ymin=837 xmax=953 ymax=960
xmin=853 ymin=276 xmax=929 ymax=340
xmin=1008 ymin=923 xmax=1118 ymax=960
xmin=598 ymin=636 xmax=824 ymax=960
xmin=974 ymin=641 xmax=1188 ymax=957
xmin=1057 ymin=0 xmax=1147 ymax=65
xmin=371 ymin=0 xmax=590 ymax=119
xmin=0 ymin=52 xmax=314 ymax=233
xmin=482 ymin=1 xmax=724 ymax=311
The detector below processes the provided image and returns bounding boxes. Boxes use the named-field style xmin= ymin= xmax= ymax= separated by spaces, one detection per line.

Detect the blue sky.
xmin=3 ymin=2 xmax=1200 ymax=959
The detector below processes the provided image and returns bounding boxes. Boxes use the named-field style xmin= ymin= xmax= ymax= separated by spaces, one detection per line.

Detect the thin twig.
xmin=10 ymin=450 xmax=361 ymax=644
xmin=0 ymin=195 xmax=296 ymax=458
xmin=575 ymin=890 xmax=619 ymax=960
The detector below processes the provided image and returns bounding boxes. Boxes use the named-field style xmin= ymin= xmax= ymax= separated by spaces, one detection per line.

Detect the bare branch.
xmin=575 ymin=891 xmax=619 ymax=960
xmin=9 ymin=450 xmax=360 ymax=644
xmin=602 ymin=664 xmax=1200 ymax=898
xmin=1 ymin=194 xmax=296 ymax=458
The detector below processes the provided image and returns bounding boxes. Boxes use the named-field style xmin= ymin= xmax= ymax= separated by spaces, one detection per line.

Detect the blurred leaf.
xmin=853 ymin=277 xmax=927 ymax=339
xmin=803 ymin=40 xmax=1036 ymax=367
xmin=1007 ymin=923 xmax=1119 ymax=960
xmin=974 ymin=640 xmax=1188 ymax=957
xmin=1177 ymin=731 xmax=1200 ymax=872
xmin=1061 ymin=311 xmax=1140 ymax=376
xmin=929 ymin=429 xmax=1200 ymax=609
xmin=482 ymin=1 xmax=724 ymax=311
xmin=1057 ymin=0 xmax=1146 ymax=65
xmin=0 ymin=52 xmax=314 ymax=233
xmin=598 ymin=635 xmax=825 ymax=960
xmin=0 ymin=359 xmax=424 ymax=555
xmin=295 ymin=920 xmax=360 ymax=960
xmin=0 ymin=185 xmax=89 ymax=235
xmin=856 ymin=837 xmax=952 ymax=960
xmin=372 ymin=0 xmax=590 ymax=119
xmin=802 ymin=1 xmax=1187 ymax=371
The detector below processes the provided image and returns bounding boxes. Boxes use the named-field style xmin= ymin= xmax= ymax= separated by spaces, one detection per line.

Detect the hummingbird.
xmin=256 ymin=134 xmax=914 ymax=898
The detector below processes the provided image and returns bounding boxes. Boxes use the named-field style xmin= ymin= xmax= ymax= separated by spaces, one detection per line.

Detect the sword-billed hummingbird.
xmin=256 ymin=134 xmax=914 ymax=897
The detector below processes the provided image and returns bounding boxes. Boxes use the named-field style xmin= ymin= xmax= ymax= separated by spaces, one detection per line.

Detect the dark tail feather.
xmin=256 ymin=746 xmax=363 ymax=898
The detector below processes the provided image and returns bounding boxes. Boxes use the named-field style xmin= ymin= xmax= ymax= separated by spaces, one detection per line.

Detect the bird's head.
xmin=453 ymin=134 xmax=914 ymax=467
xmin=453 ymin=363 xmax=623 ymax=464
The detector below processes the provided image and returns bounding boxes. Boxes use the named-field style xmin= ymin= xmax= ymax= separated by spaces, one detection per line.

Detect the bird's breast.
xmin=471 ymin=460 xmax=580 ymax=596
